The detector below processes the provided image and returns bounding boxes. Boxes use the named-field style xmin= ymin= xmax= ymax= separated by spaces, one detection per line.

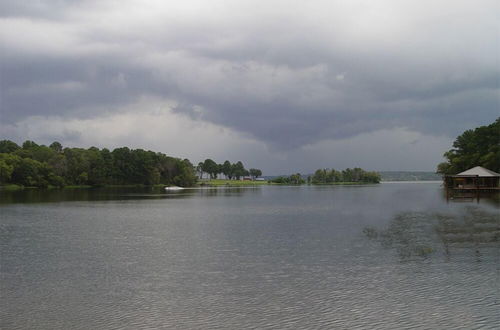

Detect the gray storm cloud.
xmin=0 ymin=0 xmax=498 ymax=151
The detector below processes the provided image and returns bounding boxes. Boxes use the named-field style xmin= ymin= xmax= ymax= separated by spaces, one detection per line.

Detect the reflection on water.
xmin=364 ymin=206 xmax=500 ymax=261
xmin=0 ymin=186 xmax=262 ymax=204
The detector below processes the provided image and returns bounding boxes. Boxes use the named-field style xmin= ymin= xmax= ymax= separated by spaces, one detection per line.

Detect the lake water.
xmin=1 ymin=183 xmax=499 ymax=329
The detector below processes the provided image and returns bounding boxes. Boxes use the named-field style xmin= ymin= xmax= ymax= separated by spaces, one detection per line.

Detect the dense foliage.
xmin=437 ymin=118 xmax=500 ymax=175
xmin=269 ymin=168 xmax=380 ymax=185
xmin=311 ymin=168 xmax=381 ymax=184
xmin=196 ymin=159 xmax=261 ymax=180
xmin=270 ymin=173 xmax=305 ymax=184
xmin=0 ymin=140 xmax=197 ymax=187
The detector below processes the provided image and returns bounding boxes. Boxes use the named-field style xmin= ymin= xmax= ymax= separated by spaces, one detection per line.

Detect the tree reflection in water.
xmin=363 ymin=206 xmax=500 ymax=262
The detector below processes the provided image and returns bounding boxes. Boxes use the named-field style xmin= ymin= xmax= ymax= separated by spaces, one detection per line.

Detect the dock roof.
xmin=456 ymin=166 xmax=500 ymax=177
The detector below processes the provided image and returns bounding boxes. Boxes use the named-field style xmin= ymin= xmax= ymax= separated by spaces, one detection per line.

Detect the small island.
xmin=270 ymin=168 xmax=380 ymax=185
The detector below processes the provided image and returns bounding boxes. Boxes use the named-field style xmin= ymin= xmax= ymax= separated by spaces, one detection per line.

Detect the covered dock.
xmin=445 ymin=166 xmax=500 ymax=190
xmin=444 ymin=166 xmax=500 ymax=201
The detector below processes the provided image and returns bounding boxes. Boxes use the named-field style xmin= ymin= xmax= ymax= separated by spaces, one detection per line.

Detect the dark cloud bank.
xmin=0 ymin=0 xmax=498 ymax=163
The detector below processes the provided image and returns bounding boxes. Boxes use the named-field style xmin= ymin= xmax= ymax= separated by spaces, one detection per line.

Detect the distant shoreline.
xmin=2 ymin=181 xmax=440 ymax=191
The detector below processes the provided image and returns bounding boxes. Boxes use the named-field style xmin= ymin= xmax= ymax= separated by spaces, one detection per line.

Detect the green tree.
xmin=22 ymin=140 xmax=38 ymax=150
xmin=49 ymin=141 xmax=63 ymax=153
xmin=249 ymin=168 xmax=262 ymax=179
xmin=0 ymin=159 xmax=14 ymax=183
xmin=271 ymin=176 xmax=290 ymax=184
xmin=289 ymin=173 xmax=305 ymax=184
xmin=196 ymin=162 xmax=204 ymax=179
xmin=312 ymin=169 xmax=327 ymax=184
xmin=10 ymin=157 xmax=53 ymax=187
xmin=271 ymin=174 xmax=304 ymax=184
xmin=221 ymin=160 xmax=232 ymax=179
xmin=86 ymin=147 xmax=107 ymax=185
xmin=0 ymin=140 xmax=20 ymax=153
xmin=202 ymin=159 xmax=219 ymax=179
xmin=437 ymin=118 xmax=500 ymax=174
xmin=111 ymin=147 xmax=133 ymax=184
xmin=232 ymin=161 xmax=246 ymax=180
xmin=173 ymin=159 xmax=197 ymax=187
xmin=64 ymin=148 xmax=91 ymax=185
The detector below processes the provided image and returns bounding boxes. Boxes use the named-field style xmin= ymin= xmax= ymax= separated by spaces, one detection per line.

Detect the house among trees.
xmin=444 ymin=166 xmax=500 ymax=190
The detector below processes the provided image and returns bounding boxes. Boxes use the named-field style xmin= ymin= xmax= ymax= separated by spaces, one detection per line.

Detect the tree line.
xmin=270 ymin=173 xmax=305 ymax=184
xmin=0 ymin=140 xmax=198 ymax=188
xmin=437 ymin=117 xmax=500 ymax=175
xmin=311 ymin=168 xmax=381 ymax=184
xmin=196 ymin=159 xmax=262 ymax=180
xmin=270 ymin=168 xmax=381 ymax=184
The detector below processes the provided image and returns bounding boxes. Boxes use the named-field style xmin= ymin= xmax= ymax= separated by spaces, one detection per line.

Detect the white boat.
xmin=165 ymin=186 xmax=184 ymax=191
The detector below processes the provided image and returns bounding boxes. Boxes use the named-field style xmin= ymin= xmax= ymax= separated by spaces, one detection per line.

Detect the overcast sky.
xmin=0 ymin=0 xmax=498 ymax=174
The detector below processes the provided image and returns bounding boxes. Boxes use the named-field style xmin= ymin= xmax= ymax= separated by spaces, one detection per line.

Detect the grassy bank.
xmin=0 ymin=184 xmax=27 ymax=191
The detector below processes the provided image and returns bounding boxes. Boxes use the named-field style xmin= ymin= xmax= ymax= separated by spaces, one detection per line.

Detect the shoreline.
xmin=1 ymin=181 xmax=385 ymax=191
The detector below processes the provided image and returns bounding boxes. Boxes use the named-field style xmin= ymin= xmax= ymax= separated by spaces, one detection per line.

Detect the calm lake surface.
xmin=1 ymin=182 xmax=499 ymax=329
